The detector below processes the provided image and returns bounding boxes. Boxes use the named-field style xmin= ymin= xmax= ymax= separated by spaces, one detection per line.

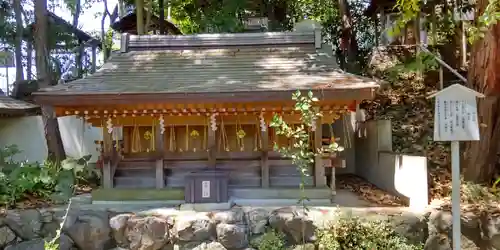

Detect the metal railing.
xmin=419 ymin=45 xmax=468 ymax=84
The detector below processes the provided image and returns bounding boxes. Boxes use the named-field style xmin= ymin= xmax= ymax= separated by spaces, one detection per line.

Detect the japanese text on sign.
xmin=201 ymin=181 xmax=210 ymax=198
xmin=433 ymin=96 xmax=480 ymax=141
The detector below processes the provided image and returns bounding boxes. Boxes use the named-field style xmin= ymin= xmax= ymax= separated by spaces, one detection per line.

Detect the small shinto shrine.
xmin=33 ymin=20 xmax=379 ymax=201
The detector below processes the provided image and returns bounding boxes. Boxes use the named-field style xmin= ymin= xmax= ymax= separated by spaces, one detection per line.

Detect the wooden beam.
xmin=103 ymin=160 xmax=113 ymax=188
xmin=57 ymin=104 xmax=347 ymax=118
xmin=261 ymin=127 xmax=269 ymax=188
xmin=155 ymin=121 xmax=165 ymax=188
xmin=34 ymin=88 xmax=377 ymax=107
xmin=155 ymin=159 xmax=164 ymax=188
xmin=85 ymin=113 xmax=346 ymax=127
xmin=103 ymin=126 xmax=112 ymax=155
xmin=330 ymin=167 xmax=336 ymax=202
xmin=208 ymin=127 xmax=216 ymax=168
xmin=314 ymin=114 xmax=326 ymax=187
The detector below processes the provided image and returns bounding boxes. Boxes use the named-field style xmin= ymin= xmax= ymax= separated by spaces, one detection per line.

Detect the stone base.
xmin=3 ymin=203 xmax=499 ymax=250
xmin=179 ymin=201 xmax=234 ymax=211
xmin=70 ymin=194 xmax=92 ymax=205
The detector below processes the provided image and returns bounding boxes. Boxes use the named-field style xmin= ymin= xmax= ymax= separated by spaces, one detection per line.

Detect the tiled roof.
xmin=39 ymin=44 xmax=377 ymax=95
xmin=37 ymin=20 xmax=379 ymax=98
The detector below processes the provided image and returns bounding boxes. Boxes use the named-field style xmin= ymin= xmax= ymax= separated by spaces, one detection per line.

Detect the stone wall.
xmin=1 ymin=206 xmax=499 ymax=250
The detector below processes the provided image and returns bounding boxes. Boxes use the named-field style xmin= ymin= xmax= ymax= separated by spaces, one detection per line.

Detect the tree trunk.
xmin=101 ymin=0 xmax=111 ymax=62
xmin=136 ymin=0 xmax=145 ymax=35
xmin=267 ymin=0 xmax=275 ymax=31
xmin=72 ymin=0 xmax=81 ymax=27
xmin=26 ymin=41 xmax=32 ymax=80
xmin=73 ymin=0 xmax=83 ymax=77
xmin=462 ymin=0 xmax=500 ymax=183
xmin=336 ymin=0 xmax=360 ymax=73
xmin=145 ymin=0 xmax=152 ymax=33
xmin=118 ymin=0 xmax=126 ymax=17
xmin=158 ymin=0 xmax=164 ymax=34
xmin=13 ymin=0 xmax=24 ymax=81
xmin=22 ymin=6 xmax=33 ymax=80
xmin=34 ymin=0 xmax=66 ymax=163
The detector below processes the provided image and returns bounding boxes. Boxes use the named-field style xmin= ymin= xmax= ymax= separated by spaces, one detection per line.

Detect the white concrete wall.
xmin=379 ymin=152 xmax=428 ymax=210
xmin=355 ymin=120 xmax=429 ymax=210
xmin=0 ymin=116 xmax=101 ymax=163
xmin=0 ymin=116 xmax=47 ymax=163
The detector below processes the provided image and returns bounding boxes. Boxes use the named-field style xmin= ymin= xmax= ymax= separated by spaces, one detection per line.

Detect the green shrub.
xmin=251 ymin=229 xmax=287 ymax=250
xmin=0 ymin=144 xmax=96 ymax=207
xmin=317 ymin=216 xmax=423 ymax=250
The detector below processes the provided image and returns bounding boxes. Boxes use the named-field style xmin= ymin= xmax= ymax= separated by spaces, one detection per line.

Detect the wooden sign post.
xmin=428 ymin=84 xmax=484 ymax=250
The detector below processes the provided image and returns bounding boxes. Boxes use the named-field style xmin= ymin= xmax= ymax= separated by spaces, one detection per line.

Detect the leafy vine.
xmin=270 ymin=90 xmax=344 ymax=207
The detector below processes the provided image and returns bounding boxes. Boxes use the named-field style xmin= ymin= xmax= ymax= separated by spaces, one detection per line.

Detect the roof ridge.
xmin=124 ymin=31 xmax=317 ymax=51
xmin=121 ymin=20 xmax=323 ymax=52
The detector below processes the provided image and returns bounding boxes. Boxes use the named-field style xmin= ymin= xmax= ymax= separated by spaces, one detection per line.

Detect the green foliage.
xmin=468 ymin=0 xmax=500 ymax=43
xmin=463 ymin=180 xmax=500 ymax=204
xmin=270 ymin=90 xmax=344 ymax=205
xmin=391 ymin=0 xmax=500 ymax=45
xmin=44 ymin=230 xmax=61 ymax=250
xmin=387 ymin=51 xmax=439 ymax=81
xmin=317 ymin=216 xmax=423 ymax=250
xmin=0 ymin=0 xmax=15 ymax=45
xmin=164 ymin=0 xmax=247 ymax=33
xmin=251 ymin=229 xmax=287 ymax=250
xmin=119 ymin=0 xmax=374 ymax=69
xmin=0 ymin=145 xmax=96 ymax=207
xmin=389 ymin=0 xmax=420 ymax=38
xmin=44 ymin=196 xmax=74 ymax=250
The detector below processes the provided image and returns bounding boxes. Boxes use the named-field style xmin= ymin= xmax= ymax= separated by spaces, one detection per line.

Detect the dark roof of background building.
xmin=26 ymin=11 xmax=101 ymax=47
xmin=0 ymin=95 xmax=40 ymax=117
xmin=110 ymin=6 xmax=182 ymax=35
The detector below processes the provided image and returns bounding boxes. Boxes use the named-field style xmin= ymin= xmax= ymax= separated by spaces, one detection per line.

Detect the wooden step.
xmin=114 ymin=176 xmax=156 ymax=188
xmin=164 ymin=177 xmax=185 ymax=188
xmin=270 ymin=176 xmax=314 ymax=187
xmin=229 ymin=187 xmax=330 ymax=199
xmin=118 ymin=160 xmax=155 ymax=169
xmin=164 ymin=175 xmax=262 ymax=188
xmin=228 ymin=176 xmax=261 ymax=187
xmin=269 ymin=166 xmax=312 ymax=176
xmin=114 ymin=168 xmax=155 ymax=177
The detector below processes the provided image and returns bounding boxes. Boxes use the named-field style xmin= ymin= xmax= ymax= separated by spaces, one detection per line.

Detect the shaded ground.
xmin=337 ymin=174 xmax=405 ymax=207
xmin=333 ymin=188 xmax=377 ymax=207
